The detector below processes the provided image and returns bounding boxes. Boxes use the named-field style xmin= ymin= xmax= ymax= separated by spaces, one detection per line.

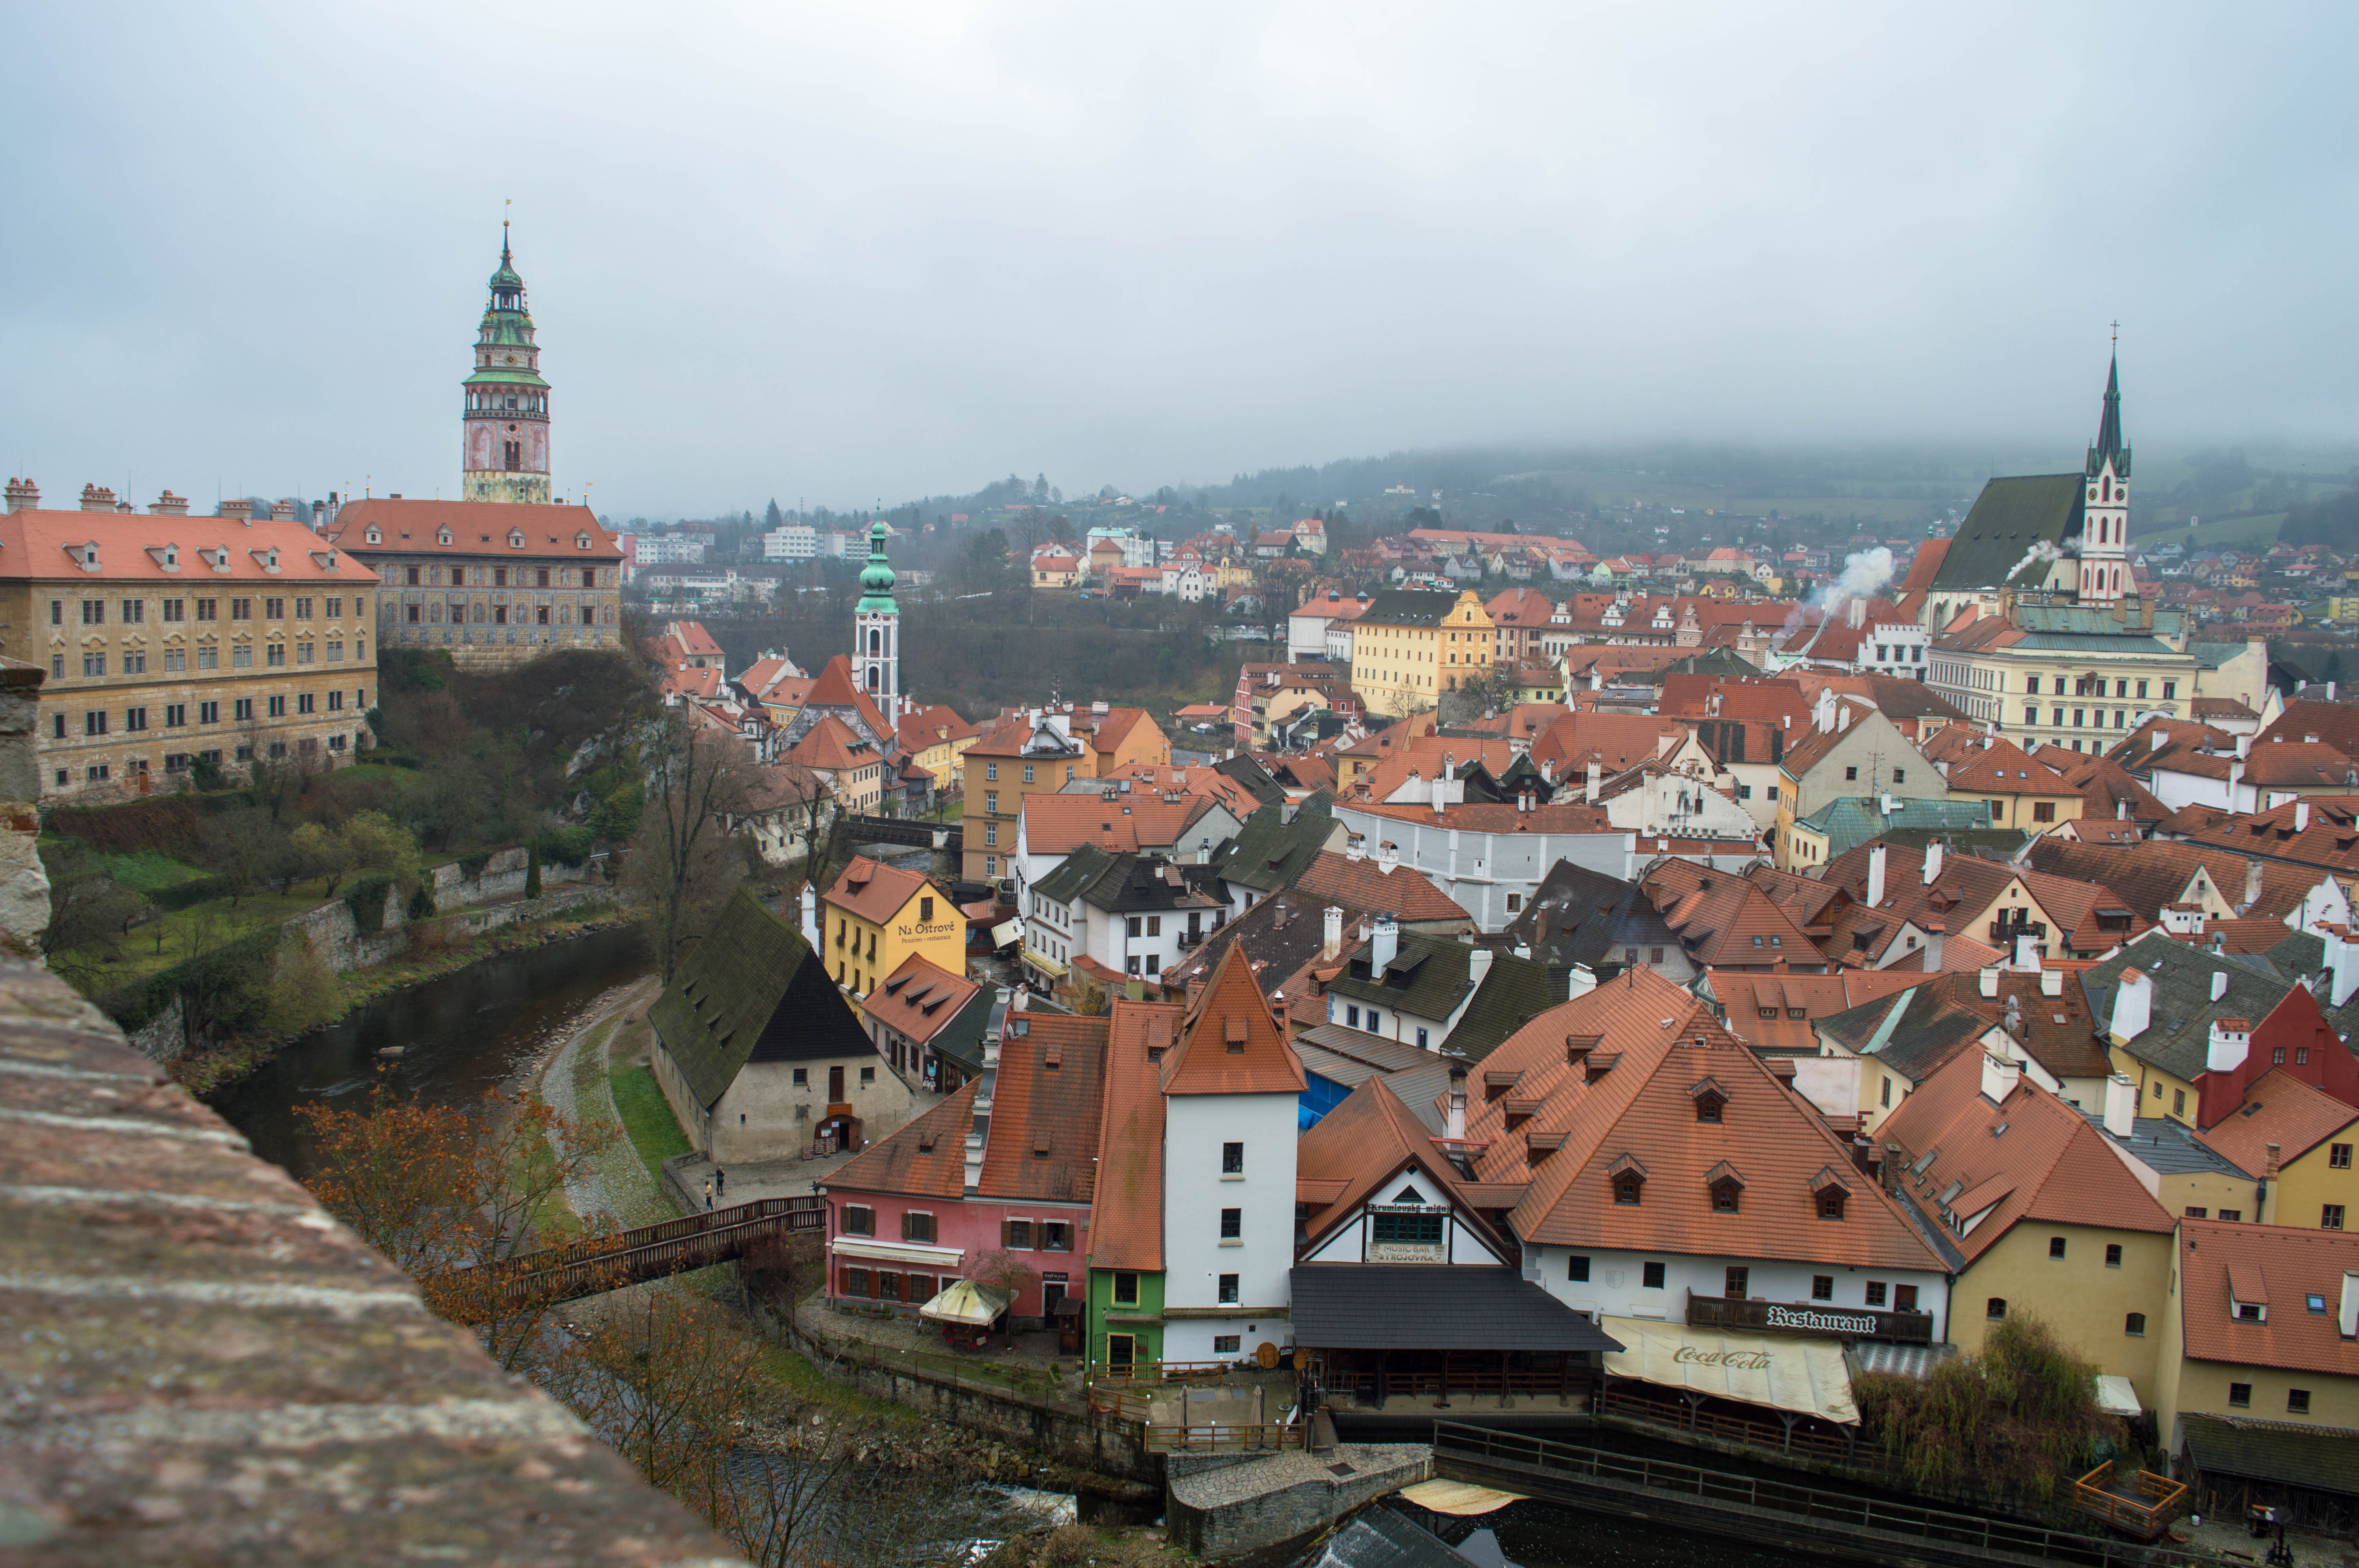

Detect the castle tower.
xmin=461 ymin=223 xmax=552 ymax=504
xmin=2078 ymin=350 xmax=2131 ymax=605
xmin=854 ymin=519 xmax=901 ymax=726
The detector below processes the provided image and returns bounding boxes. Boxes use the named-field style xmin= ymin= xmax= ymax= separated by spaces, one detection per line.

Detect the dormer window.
xmin=437 ymin=529 xmax=453 ymax=546
xmin=1691 ymin=1076 xmax=1728 ymax=1124
xmin=1707 ymin=1161 xmax=1745 ymax=1213
xmin=576 ymin=533 xmax=591 ymax=550
xmin=365 ymin=528 xmax=382 ymax=545
xmin=1608 ymin=1152 xmax=1646 ymax=1205
xmin=1810 ymin=1166 xmax=1850 ymax=1221
xmin=1817 ymin=1188 xmax=1847 ymax=1220
xmin=508 ymin=530 xmax=524 ymax=548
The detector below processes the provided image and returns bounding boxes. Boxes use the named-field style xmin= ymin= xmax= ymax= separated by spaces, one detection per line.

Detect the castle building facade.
xmin=327 ymin=229 xmax=622 ymax=672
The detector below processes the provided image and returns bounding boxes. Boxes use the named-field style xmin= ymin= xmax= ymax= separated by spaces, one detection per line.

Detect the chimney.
xmin=2014 ymin=932 xmax=2041 ymax=972
xmin=2118 ymin=797 xmax=2129 ymax=820
xmin=800 ymin=882 xmax=820 ymax=949
xmin=1371 ymin=914 xmax=1399 ymax=980
xmin=1851 ymin=1134 xmax=1874 ymax=1176
xmin=2297 ymin=801 xmax=2311 ymax=833
xmin=1922 ymin=841 xmax=1944 ymax=885
xmin=1346 ymin=834 xmax=1365 ymax=863
xmin=1585 ymin=761 xmax=1601 ymax=805
xmin=2341 ymin=1271 xmax=2359 ymax=1342
xmin=2333 ymin=929 xmax=2359 ymax=1009
xmin=2151 ymin=729 xmax=2167 ymax=754
xmin=1981 ymin=1052 xmax=2022 ymax=1104
xmin=1446 ymin=1062 xmax=1467 ymax=1141
xmin=78 ymin=483 xmax=117 ymax=512
xmin=2104 ymin=1074 xmax=2137 ymax=1139
xmin=1925 ymin=917 xmax=1944 ymax=972
xmin=148 ymin=489 xmax=189 ymax=516
xmin=1866 ymin=845 xmax=1886 ymax=908
xmin=2041 ymin=967 xmax=2063 ymax=997
xmin=2208 ymin=1017 xmax=2252 ymax=1074
xmin=270 ymin=499 xmax=295 ymax=522
xmin=2266 ymin=1142 xmax=2284 ymax=1181
xmin=1468 ymin=947 xmax=1494 ymax=990
xmin=219 ymin=498 xmax=253 ymax=523
xmin=2237 ymin=734 xmax=2252 ymax=760
xmin=1566 ymin=963 xmax=1597 ymax=1000
xmin=2 ymin=478 xmax=38 ymax=513
xmin=2212 ymin=970 xmax=2229 ymax=1002
xmin=1322 ymin=904 xmax=1342 ymax=961
xmin=1979 ymin=966 xmax=2000 ymax=999
xmin=2244 ymin=859 xmax=2266 ymax=913
xmin=2110 ymin=968 xmax=2152 ymax=1044
xmin=1837 ymin=705 xmax=1851 ymax=732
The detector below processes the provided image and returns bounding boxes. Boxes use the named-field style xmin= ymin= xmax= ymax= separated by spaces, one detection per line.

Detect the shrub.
xmin=538 ymin=825 xmax=595 ymax=866
xmin=407 ymin=886 xmax=437 ymax=921
xmin=457 ymin=851 xmax=493 ymax=881
xmin=346 ymin=873 xmax=397 ymax=935
xmin=525 ymin=842 xmax=543 ymax=900
xmin=1854 ymin=1312 xmax=2120 ymax=1504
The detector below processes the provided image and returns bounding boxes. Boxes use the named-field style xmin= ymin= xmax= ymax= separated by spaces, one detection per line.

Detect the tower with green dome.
xmin=854 ymin=518 xmax=902 ymax=726
xmin=461 ymin=222 xmax=553 ymax=504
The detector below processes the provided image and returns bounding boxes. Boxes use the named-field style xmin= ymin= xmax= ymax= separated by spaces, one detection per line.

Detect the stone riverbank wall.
xmin=1165 ymin=1445 xmax=1432 ymax=1558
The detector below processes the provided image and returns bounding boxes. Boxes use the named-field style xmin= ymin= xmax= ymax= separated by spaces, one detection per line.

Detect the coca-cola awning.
xmin=1601 ymin=1316 xmax=1858 ymax=1424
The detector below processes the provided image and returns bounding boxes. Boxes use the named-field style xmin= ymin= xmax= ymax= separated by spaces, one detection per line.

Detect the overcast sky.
xmin=4 ymin=2 xmax=2353 ymax=516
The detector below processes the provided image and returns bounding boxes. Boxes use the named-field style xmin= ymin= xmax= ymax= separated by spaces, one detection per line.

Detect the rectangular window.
xmin=296 ymin=693 xmax=314 ymax=715
xmin=2049 ymin=1236 xmax=2067 ymax=1259
xmin=2290 ymin=1389 xmax=2312 ymax=1415
xmin=2032 ymin=801 xmax=2056 ymax=822
xmin=901 ymin=1211 xmax=936 ymax=1243
xmin=163 ymin=649 xmax=184 ymax=673
xmin=122 ymin=650 xmax=145 ymax=675
xmin=842 ymin=1205 xmax=874 ymax=1236
xmin=265 ymin=644 xmax=285 ymax=667
xmin=1042 ymin=1221 xmax=1071 ymax=1252
xmin=843 ymin=1267 xmax=870 ymax=1299
xmin=124 ymin=707 xmax=147 ymax=732
xmin=1222 ymin=1141 xmax=1243 ymax=1174
xmin=163 ymin=704 xmax=185 ymax=728
xmin=1725 ymin=1267 xmax=1749 ymax=1300
xmin=328 ymin=690 xmax=343 ymax=711
xmin=2173 ymin=1089 xmax=2186 ymax=1116
xmin=986 ymin=763 xmax=998 ymax=781
xmin=82 ymin=653 xmax=104 ymax=677
xmin=1642 ymin=1262 xmax=1666 ymax=1289
xmin=2105 ymin=1243 xmax=2123 ymax=1267
xmin=1218 ymin=1273 xmax=1239 ymax=1304
xmin=1219 ymin=1208 xmax=1241 ymax=1239
xmin=1864 ymin=1280 xmax=1887 ymax=1307
xmin=1812 ymin=1275 xmax=1834 ymax=1300
xmin=2228 ymin=1382 xmax=2252 ymax=1408
xmin=2333 ymin=1144 xmax=2353 ymax=1170
xmin=267 ymin=695 xmax=286 ymax=718
xmin=199 ymin=701 xmax=219 ymax=724
xmin=1213 ymin=1335 xmax=1241 ymax=1354
xmin=1113 ymin=1271 xmax=1139 ymax=1306
xmin=80 ymin=600 xmax=104 ymax=625
xmin=1568 ymin=1254 xmax=1591 ymax=1283
xmin=293 ymin=597 xmax=311 ymax=620
xmin=791 ymin=1068 xmax=808 ymax=1086
xmin=161 ymin=598 xmax=183 ymax=622
xmin=1004 ymin=1219 xmax=1033 ymax=1249
xmin=264 ymin=598 xmax=284 ymax=620
xmin=2326 ymin=1205 xmax=2346 ymax=1231
xmin=2161 ymin=681 xmax=2176 ymax=700
xmin=83 ymin=711 xmax=107 ymax=737
xmin=326 ymin=597 xmax=342 ymax=619
xmin=1371 ymin=1210 xmax=1444 ymax=1245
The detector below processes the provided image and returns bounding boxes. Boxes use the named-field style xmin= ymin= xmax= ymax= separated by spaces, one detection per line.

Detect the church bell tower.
xmin=854 ymin=520 xmax=901 ymax=727
xmin=461 ymin=223 xmax=553 ymax=504
xmin=2078 ymin=345 xmax=2131 ymax=605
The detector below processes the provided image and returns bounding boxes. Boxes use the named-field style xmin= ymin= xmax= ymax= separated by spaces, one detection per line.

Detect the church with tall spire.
xmin=2076 ymin=349 xmax=2132 ymax=606
xmin=461 ymin=223 xmax=552 ymax=504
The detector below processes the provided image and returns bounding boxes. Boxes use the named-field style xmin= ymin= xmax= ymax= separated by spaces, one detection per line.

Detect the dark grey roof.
xmin=1388 ymin=1061 xmax=1460 ymax=1134
xmin=1213 ymin=752 xmax=1288 ymax=807
xmin=2079 ymin=938 xmax=2303 ymax=1082
xmin=1166 ymin=885 xmax=1349 ymax=1001
xmin=1307 ymin=1506 xmax=1485 ymax=1568
xmin=1362 ymin=590 xmax=1465 ymax=627
xmin=1325 ymin=940 xmax=1559 ymax=1057
xmin=1296 ymin=1025 xmax=1438 ymax=1079
xmin=1504 ymin=859 xmax=1634 ymax=973
xmin=1214 ymin=793 xmax=1337 ymax=896
xmin=1290 ymin=1265 xmax=1625 ymax=1353
xmin=1033 ymin=842 xmax=1118 ymax=904
xmin=2182 ymin=1413 xmax=2359 ymax=1497
xmin=648 ymin=888 xmax=880 ymax=1108
xmin=2082 ymin=1112 xmax=2253 ymax=1179
xmin=1927 ymin=474 xmax=2083 ymax=592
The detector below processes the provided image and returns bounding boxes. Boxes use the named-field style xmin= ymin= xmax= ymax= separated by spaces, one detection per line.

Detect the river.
xmin=1407 ymin=1497 xmax=1813 ymax=1568
xmin=209 ymin=924 xmax=651 ymax=1179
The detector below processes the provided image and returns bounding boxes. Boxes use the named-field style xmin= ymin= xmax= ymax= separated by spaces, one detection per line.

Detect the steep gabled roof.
xmin=1090 ymin=1000 xmax=1181 ymax=1271
xmin=1296 ymin=1077 xmax=1518 ymax=1257
xmin=1638 ymin=859 xmax=1821 ymax=968
xmin=787 ymin=713 xmax=881 ymax=773
xmin=1922 ymin=730 xmax=2073 ymax=796
xmin=2174 ymin=1219 xmax=2359 ymax=1376
xmin=863 ymin=953 xmax=988 ymax=1053
xmin=979 ymin=1012 xmax=1109 ymax=1202
xmin=1294 ymin=850 xmax=1470 ymax=923
xmin=823 ymin=854 xmax=945 ymax=927
xmin=798 ymin=653 xmax=894 ymax=740
xmin=2078 ymin=936 xmax=2306 ymax=1085
xmin=2196 ymin=1068 xmax=2359 ymax=1174
xmin=826 ymin=1083 xmax=977 ymax=1200
xmin=648 ymin=887 xmax=879 ymax=1108
xmin=1925 ymin=474 xmax=2085 ymax=592
xmin=1158 ymin=943 xmax=1307 ymax=1095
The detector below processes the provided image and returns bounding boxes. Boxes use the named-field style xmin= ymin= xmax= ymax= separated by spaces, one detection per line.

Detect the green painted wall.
xmin=1087 ymin=1266 xmax=1166 ymax=1371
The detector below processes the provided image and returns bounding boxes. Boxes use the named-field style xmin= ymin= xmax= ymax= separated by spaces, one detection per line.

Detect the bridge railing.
xmin=1433 ymin=1422 xmax=2217 ymax=1568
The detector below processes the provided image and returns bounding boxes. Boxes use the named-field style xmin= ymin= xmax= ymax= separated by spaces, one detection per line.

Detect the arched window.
xmin=1986 ymin=1297 xmax=2008 ymax=1320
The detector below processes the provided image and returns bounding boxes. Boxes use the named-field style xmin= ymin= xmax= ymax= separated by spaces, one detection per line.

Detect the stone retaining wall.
xmin=1166 ymin=1443 xmax=1431 ymax=1558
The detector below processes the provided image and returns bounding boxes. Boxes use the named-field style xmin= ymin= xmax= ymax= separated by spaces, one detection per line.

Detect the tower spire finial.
xmin=502 ymin=197 xmax=511 ymax=262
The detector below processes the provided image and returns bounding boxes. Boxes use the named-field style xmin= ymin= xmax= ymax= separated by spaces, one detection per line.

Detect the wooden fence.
xmin=453 ymin=1195 xmax=825 ymax=1307
xmin=2072 ymin=1461 xmax=2188 ymax=1541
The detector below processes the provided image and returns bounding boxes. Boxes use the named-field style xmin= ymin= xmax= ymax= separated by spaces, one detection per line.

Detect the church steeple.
xmin=854 ymin=519 xmax=901 ymax=726
xmin=2078 ymin=342 xmax=2131 ymax=606
xmin=461 ymin=221 xmax=553 ymax=504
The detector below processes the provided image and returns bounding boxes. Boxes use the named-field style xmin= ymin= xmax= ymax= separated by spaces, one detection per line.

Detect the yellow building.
xmin=1921 ymin=731 xmax=2085 ymax=834
xmin=958 ymin=705 xmax=1166 ymax=883
xmin=896 ymin=702 xmax=979 ymax=792
xmin=820 ymin=855 xmax=964 ymax=999
xmin=2196 ymin=1068 xmax=2359 ymax=1229
xmin=2156 ymin=1219 xmax=2359 ymax=1478
xmin=0 ymin=485 xmax=382 ymax=797
xmin=1348 ymin=588 xmax=1493 ymax=719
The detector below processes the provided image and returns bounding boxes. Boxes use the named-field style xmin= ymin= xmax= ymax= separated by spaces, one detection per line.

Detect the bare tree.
xmin=627 ymin=715 xmax=759 ymax=982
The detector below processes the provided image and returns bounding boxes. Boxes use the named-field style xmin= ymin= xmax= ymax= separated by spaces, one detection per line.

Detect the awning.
xmin=1291 ymin=1265 xmax=1624 ymax=1354
xmin=828 ymin=1237 xmax=966 ymax=1269
xmin=1601 ymin=1316 xmax=1858 ymax=1425
xmin=2094 ymin=1374 xmax=2143 ymax=1416
xmin=1396 ymin=1478 xmax=1527 ymax=1516
xmin=1022 ymin=946 xmax=1068 ymax=978
xmin=921 ymin=1278 xmax=1013 ymax=1326
xmin=989 ymin=919 xmax=1022 ymax=949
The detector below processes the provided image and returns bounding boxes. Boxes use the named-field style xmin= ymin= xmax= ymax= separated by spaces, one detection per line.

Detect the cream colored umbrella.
xmin=919 ymin=1278 xmax=1014 ymax=1327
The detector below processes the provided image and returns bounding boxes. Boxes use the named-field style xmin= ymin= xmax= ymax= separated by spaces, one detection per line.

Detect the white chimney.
xmin=1468 ymin=947 xmax=1494 ymax=990
xmin=2297 ymin=801 xmax=2312 ymax=833
xmin=1981 ymin=1053 xmax=2023 ymax=1104
xmin=2151 ymin=729 xmax=2167 ymax=754
xmin=1566 ymin=963 xmax=1597 ymax=1000
xmin=2110 ymin=968 xmax=2152 ymax=1045
xmin=2209 ymin=1017 xmax=2252 ymax=1074
xmin=2014 ymin=933 xmax=2041 ymax=972
xmin=1837 ymin=705 xmax=1851 ymax=732
xmin=2333 ymin=930 xmax=2359 ymax=1010
xmin=2104 ymin=1074 xmax=2138 ymax=1139
xmin=2118 ymin=797 xmax=2129 ymax=820
xmin=1322 ymin=904 xmax=1343 ymax=961
xmin=1585 ymin=761 xmax=1601 ymax=805
xmin=2041 ymin=967 xmax=2063 ymax=996
xmin=1866 ymin=845 xmax=1886 ymax=908
xmin=1446 ymin=1063 xmax=1467 ymax=1139
xmin=2237 ymin=734 xmax=2253 ymax=760
xmin=1848 ymin=597 xmax=1866 ymax=629
xmin=2341 ymin=1271 xmax=2359 ymax=1342
xmin=800 ymin=882 xmax=820 ymax=949
xmin=1922 ymin=842 xmax=1944 ymax=885
xmin=2212 ymin=970 xmax=2229 ymax=1002
xmin=1979 ymin=966 xmax=2000 ymax=998
xmin=1371 ymin=914 xmax=1399 ymax=979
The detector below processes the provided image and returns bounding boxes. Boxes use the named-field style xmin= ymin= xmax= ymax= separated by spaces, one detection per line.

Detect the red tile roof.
xmin=799 ymin=654 xmax=894 ymax=741
xmin=1921 ymin=730 xmax=2073 ymax=795
xmin=1293 ymin=850 xmax=1470 ymax=923
xmin=1874 ymin=1047 xmax=2173 ymax=1263
xmin=1295 ymin=1078 xmax=1517 ymax=1256
xmin=898 ymin=702 xmax=979 ymax=752
xmin=1019 ymin=793 xmax=1213 ymax=855
xmin=2174 ymin=1218 xmax=2359 ymax=1374
xmin=979 ymin=1012 xmax=1110 ymax=1202
xmin=822 ymin=855 xmax=944 ymax=927
xmin=1158 ymin=943 xmax=1307 ymax=1096
xmin=1640 ymin=860 xmax=1823 ymax=968
xmin=2196 ymin=1069 xmax=2359 ymax=1175
xmin=1090 ymin=999 xmax=1183 ymax=1270
xmin=828 ymin=1083 xmax=977 ymax=1200
xmin=0 ymin=508 xmax=385 ymax=586
xmin=1706 ymin=969 xmax=1924 ymax=1053
xmin=328 ymin=497 xmax=621 ymax=559
xmin=786 ymin=713 xmax=881 ymax=773
xmin=861 ymin=954 xmax=984 ymax=1050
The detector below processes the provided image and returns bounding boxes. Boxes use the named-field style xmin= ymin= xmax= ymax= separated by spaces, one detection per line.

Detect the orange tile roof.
xmin=978 ymin=1012 xmax=1109 ymax=1203
xmin=328 ymin=497 xmax=621 ymax=559
xmin=1090 ymin=999 xmax=1182 ymax=1270
xmin=2174 ymin=1218 xmax=2359 ymax=1374
xmin=897 ymin=701 xmax=979 ymax=752
xmin=1158 ymin=943 xmax=1307 ymax=1095
xmin=1707 ymin=969 xmax=1923 ymax=1053
xmin=861 ymin=953 xmax=984 ymax=1050
xmin=665 ymin=620 xmax=725 ymax=658
xmin=785 ymin=713 xmax=880 ymax=773
xmin=1874 ymin=1047 xmax=2173 ymax=1263
xmin=1463 ymin=968 xmax=1944 ymax=1271
xmin=1640 ymin=860 xmax=1823 ymax=968
xmin=2196 ymin=1068 xmax=2359 ymax=1174
xmin=799 ymin=654 xmax=894 ymax=740
xmin=828 ymin=1082 xmax=978 ymax=1200
xmin=822 ymin=855 xmax=944 ymax=927
xmin=2185 ymin=796 xmax=2359 ymax=880
xmin=1293 ymin=850 xmax=1470 ymax=923
xmin=2257 ymin=699 xmax=2359 ymax=758
xmin=1922 ymin=730 xmax=2074 ymax=796
xmin=1019 ymin=792 xmax=1212 ymax=855
xmin=0 ymin=508 xmax=385 ymax=586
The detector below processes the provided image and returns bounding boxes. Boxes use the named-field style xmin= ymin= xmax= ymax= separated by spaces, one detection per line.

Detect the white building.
xmin=634 ymin=534 xmax=707 ymax=566
xmin=762 ymin=525 xmax=820 ymax=560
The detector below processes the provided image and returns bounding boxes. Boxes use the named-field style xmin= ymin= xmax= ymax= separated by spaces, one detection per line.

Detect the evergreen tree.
xmin=765 ymin=499 xmax=785 ymax=530
xmin=525 ymin=841 xmax=543 ymax=900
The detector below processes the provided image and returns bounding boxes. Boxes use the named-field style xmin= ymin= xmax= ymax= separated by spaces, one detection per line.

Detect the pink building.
xmin=820 ymin=1010 xmax=1106 ymax=1325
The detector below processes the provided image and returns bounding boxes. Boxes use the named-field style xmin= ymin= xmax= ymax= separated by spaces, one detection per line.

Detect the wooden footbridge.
xmin=457 ymin=1195 xmax=826 ymax=1308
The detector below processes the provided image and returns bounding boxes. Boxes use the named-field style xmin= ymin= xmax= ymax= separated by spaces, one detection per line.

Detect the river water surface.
xmin=209 ymin=924 xmax=651 ymax=1178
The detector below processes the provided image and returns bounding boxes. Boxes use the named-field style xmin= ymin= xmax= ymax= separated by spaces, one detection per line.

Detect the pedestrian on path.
xmin=715 ymin=1169 xmax=727 ymax=1200
xmin=702 ymin=1177 xmax=714 ymax=1210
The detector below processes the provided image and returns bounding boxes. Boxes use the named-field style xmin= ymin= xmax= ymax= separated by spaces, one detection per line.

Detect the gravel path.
xmin=535 ymin=977 xmax=666 ymax=1230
